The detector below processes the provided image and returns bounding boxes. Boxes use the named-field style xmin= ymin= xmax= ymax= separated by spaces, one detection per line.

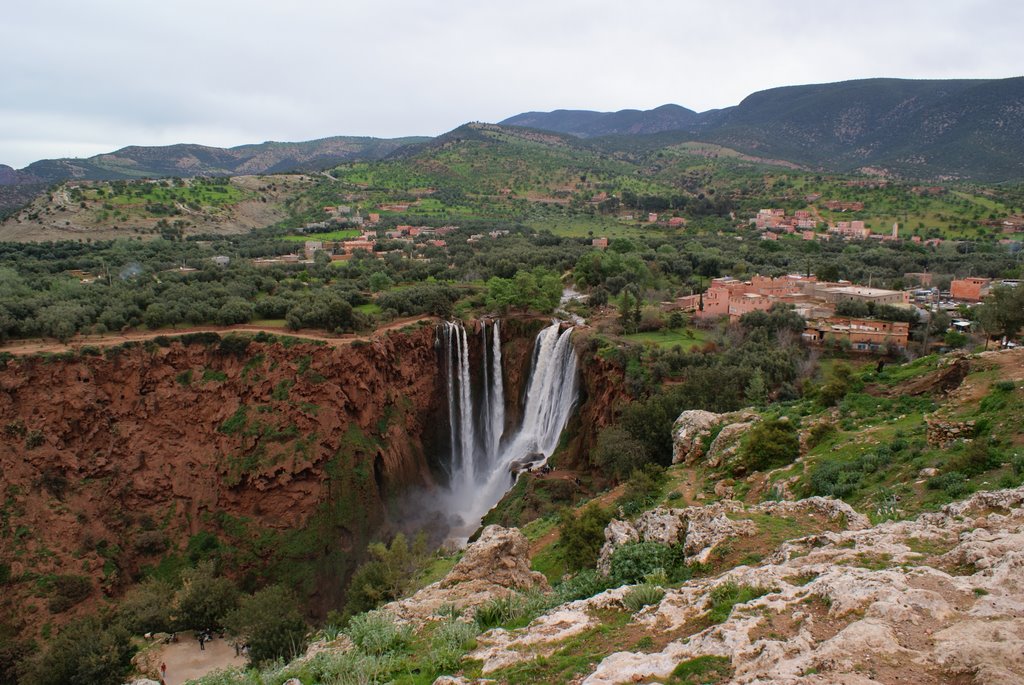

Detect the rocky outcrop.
xmin=598 ymin=497 xmax=870 ymax=573
xmin=671 ymin=410 xmax=721 ymax=464
xmin=472 ymin=486 xmax=1024 ymax=685
xmin=671 ymin=409 xmax=760 ymax=467
xmin=442 ymin=526 xmax=549 ymax=591
xmin=385 ymin=526 xmax=549 ymax=624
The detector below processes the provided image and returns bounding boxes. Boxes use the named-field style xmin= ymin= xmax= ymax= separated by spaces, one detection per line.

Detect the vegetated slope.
xmin=501 ymin=104 xmax=700 ymax=138
xmin=183 ymin=347 xmax=1024 ymax=685
xmin=0 ymin=328 xmax=445 ymax=636
xmin=502 ymin=77 xmax=1024 ymax=181
xmin=14 ymin=135 xmax=429 ymax=184
xmin=700 ymin=77 xmax=1024 ymax=181
xmin=0 ymin=174 xmax=312 ymax=241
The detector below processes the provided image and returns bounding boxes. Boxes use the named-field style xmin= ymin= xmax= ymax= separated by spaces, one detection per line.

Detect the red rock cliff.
xmin=0 ymin=326 xmax=445 ymax=627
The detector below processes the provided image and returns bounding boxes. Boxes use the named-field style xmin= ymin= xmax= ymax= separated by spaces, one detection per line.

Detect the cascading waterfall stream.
xmin=440 ymin=320 xmax=578 ymax=531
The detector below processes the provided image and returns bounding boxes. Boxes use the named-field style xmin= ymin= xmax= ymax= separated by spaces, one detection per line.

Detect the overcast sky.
xmin=1 ymin=0 xmax=1021 ymax=168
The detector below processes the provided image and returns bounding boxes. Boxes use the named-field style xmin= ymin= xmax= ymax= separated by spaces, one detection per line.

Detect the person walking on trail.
xmin=160 ymin=661 xmax=167 ymax=683
xmin=198 ymin=631 xmax=206 ymax=651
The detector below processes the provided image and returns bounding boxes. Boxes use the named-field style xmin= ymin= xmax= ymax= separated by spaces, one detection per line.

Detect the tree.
xmin=224 ymin=585 xmax=307 ymax=667
xmin=173 ymin=561 xmax=239 ymax=630
xmin=977 ymin=284 xmax=1024 ymax=344
xmin=744 ymin=368 xmax=768 ymax=408
xmin=559 ymin=504 xmax=612 ymax=571
xmin=591 ymin=426 xmax=649 ymax=480
xmin=368 ymin=271 xmax=394 ymax=292
xmin=20 ymin=616 xmax=134 ymax=685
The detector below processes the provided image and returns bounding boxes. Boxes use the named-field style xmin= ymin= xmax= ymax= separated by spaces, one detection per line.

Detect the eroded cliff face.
xmin=0 ymin=326 xmax=445 ymax=628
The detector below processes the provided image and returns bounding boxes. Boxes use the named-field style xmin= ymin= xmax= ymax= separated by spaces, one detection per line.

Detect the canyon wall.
xmin=0 ymin=325 xmax=445 ymax=628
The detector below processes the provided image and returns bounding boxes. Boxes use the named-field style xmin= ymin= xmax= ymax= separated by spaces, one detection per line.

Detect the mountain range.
xmin=3 ymin=77 xmax=1023 ymax=186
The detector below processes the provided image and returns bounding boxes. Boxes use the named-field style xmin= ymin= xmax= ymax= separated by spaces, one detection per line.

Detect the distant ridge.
xmin=501 ymin=104 xmax=700 ymax=138
xmin=5 ymin=77 xmax=1024 ymax=185
xmin=501 ymin=77 xmax=1024 ymax=181
xmin=3 ymin=136 xmax=430 ymax=185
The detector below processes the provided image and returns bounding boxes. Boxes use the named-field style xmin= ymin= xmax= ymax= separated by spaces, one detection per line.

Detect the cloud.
xmin=1 ymin=0 xmax=1021 ymax=167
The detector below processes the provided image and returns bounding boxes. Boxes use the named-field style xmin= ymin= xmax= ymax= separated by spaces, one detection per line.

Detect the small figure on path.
xmin=160 ymin=661 xmax=167 ymax=683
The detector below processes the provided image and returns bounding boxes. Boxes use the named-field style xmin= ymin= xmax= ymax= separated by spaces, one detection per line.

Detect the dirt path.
xmin=0 ymin=316 xmax=436 ymax=357
xmin=150 ymin=635 xmax=246 ymax=685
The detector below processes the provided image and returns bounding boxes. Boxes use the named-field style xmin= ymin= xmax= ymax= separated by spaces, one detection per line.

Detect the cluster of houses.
xmin=752 ymin=207 xmax=952 ymax=246
xmin=669 ymin=274 xmax=915 ymax=353
xmin=666 ymin=271 xmax=1020 ymax=353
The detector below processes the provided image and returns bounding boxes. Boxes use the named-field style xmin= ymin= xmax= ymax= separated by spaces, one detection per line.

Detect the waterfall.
xmin=439 ymin=320 xmax=578 ymax=530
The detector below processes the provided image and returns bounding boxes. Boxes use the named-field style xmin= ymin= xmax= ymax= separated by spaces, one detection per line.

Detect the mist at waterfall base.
xmin=435 ymin=319 xmax=579 ymax=539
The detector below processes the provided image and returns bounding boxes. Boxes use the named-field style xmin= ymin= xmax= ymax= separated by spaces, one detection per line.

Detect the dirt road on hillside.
xmin=0 ymin=316 xmax=437 ymax=357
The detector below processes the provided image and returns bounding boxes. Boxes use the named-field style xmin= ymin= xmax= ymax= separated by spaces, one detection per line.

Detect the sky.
xmin=1 ymin=0 xmax=1022 ymax=168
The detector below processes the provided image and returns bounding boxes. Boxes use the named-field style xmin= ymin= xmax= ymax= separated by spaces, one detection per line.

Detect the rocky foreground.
xmin=355 ymin=486 xmax=1024 ymax=685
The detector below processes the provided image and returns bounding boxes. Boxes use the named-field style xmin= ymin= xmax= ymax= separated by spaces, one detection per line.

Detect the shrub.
xmin=609 ymin=542 xmax=671 ymax=585
xmin=474 ymin=594 xmax=525 ymax=630
xmin=345 ymin=610 xmax=411 ymax=657
xmin=819 ymin=364 xmax=854 ymax=407
xmin=736 ymin=418 xmax=799 ymax=473
xmin=617 ymin=464 xmax=667 ymax=515
xmin=47 ymin=575 xmax=92 ymax=614
xmin=427 ymin=618 xmax=478 ymax=672
xmin=926 ymin=471 xmax=973 ymax=499
xmin=622 ymin=584 xmax=666 ymax=612
xmin=947 ymin=439 xmax=1000 ymax=477
xmin=558 ymin=503 xmax=612 ymax=572
xmin=554 ymin=569 xmax=613 ymax=603
xmin=344 ymin=532 xmax=430 ymax=617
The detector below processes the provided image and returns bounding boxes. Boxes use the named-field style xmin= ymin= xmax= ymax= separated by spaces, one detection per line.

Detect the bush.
xmin=345 ymin=610 xmax=411 ymax=657
xmin=344 ymin=532 xmax=430 ymax=617
xmin=622 ymin=584 xmax=666 ymax=612
xmin=736 ymin=418 xmax=799 ymax=473
xmin=558 ymin=504 xmax=612 ymax=572
xmin=617 ymin=464 xmax=667 ymax=515
xmin=926 ymin=471 xmax=973 ymax=499
xmin=47 ymin=575 xmax=92 ymax=614
xmin=554 ymin=569 xmax=613 ymax=603
xmin=609 ymin=542 xmax=672 ymax=585
xmin=474 ymin=594 xmax=525 ymax=630
xmin=427 ymin=618 xmax=478 ymax=672
xmin=947 ymin=439 xmax=1000 ymax=477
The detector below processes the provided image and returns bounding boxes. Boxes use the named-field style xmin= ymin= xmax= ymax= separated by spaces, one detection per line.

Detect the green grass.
xmin=355 ymin=302 xmax=383 ymax=315
xmin=705 ymin=583 xmax=775 ymax=624
xmin=281 ymin=229 xmax=361 ymax=242
xmin=669 ymin=655 xmax=733 ymax=684
xmin=621 ymin=327 xmax=708 ymax=350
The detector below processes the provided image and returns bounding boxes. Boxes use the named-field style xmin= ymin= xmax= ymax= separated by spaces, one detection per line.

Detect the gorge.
xmin=0 ymin=316 xmax=599 ymax=636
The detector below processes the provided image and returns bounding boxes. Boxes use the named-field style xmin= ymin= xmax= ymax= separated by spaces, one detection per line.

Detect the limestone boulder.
xmin=596 ymin=519 xmax=639 ymax=575
xmin=441 ymin=525 xmax=549 ymax=591
xmin=671 ymin=410 xmax=722 ymax=464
